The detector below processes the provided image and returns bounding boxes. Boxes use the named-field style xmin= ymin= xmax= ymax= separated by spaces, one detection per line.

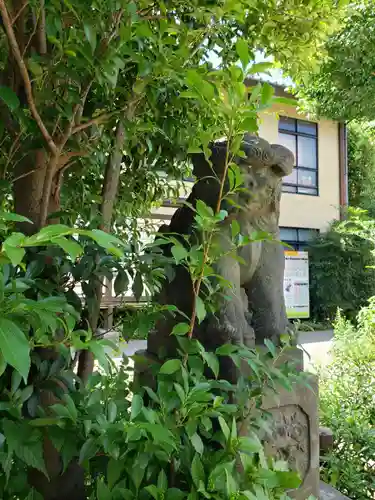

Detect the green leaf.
xmin=248 ymin=62 xmax=274 ymax=74
xmin=0 ymin=352 xmax=6 ymax=377
xmin=11 ymin=370 xmax=22 ymax=394
xmin=218 ymin=416 xmax=230 ymax=441
xmin=29 ymin=418 xmax=62 ymax=427
xmin=89 ymin=229 xmax=125 ymax=256
xmin=190 ymin=433 xmax=204 ymax=455
xmin=145 ymin=485 xmax=159 ymax=500
xmin=238 ymin=435 xmax=262 ymax=454
xmin=171 ymin=244 xmax=188 ymax=263
xmin=172 ymin=322 xmax=190 ymax=336
xmin=97 ymin=478 xmax=111 ymax=500
xmin=88 ymin=341 xmax=109 ymax=373
xmin=191 ymin=454 xmax=205 ymax=489
xmin=114 ymin=269 xmax=129 ymax=296
xmin=160 ymin=358 xmax=181 ymax=375
xmin=107 ymin=401 xmax=117 ymax=423
xmin=107 ymin=458 xmax=123 ymax=489
xmin=196 ymin=199 xmax=214 ymax=218
xmin=0 ymin=212 xmax=32 ymax=223
xmin=0 ymin=86 xmax=20 ymax=111
xmin=264 ymin=339 xmax=276 ymax=357
xmin=202 ymin=351 xmax=219 ymax=378
xmin=225 ymin=469 xmax=238 ymax=497
xmin=195 ymin=296 xmax=206 ymax=324
xmin=157 ymin=469 xmax=168 ymax=492
xmin=271 ymin=96 xmax=296 ymax=106
xmin=50 ymin=403 xmax=73 ymax=419
xmin=235 ymin=39 xmax=249 ymax=69
xmin=84 ymin=24 xmax=97 ymax=53
xmin=216 ymin=344 xmax=237 ymax=356
xmin=0 ymin=318 xmax=30 ymax=382
xmin=2 ymin=232 xmax=26 ymax=266
xmin=63 ymin=393 xmax=77 ymax=421
xmin=130 ymin=394 xmax=143 ymax=420
xmin=53 ymin=237 xmax=83 ymax=260
xmin=231 ymin=220 xmax=240 ymax=239
xmin=261 ymin=82 xmax=274 ymax=105
xmin=132 ymin=271 xmax=143 ymax=301
xmin=79 ymin=437 xmax=98 ymax=464
xmin=26 ymin=224 xmax=73 ymax=243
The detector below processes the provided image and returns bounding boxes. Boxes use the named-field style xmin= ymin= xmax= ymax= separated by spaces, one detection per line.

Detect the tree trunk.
xmin=77 ymin=122 xmax=125 ymax=383
xmin=13 ymin=149 xmax=88 ymax=500
xmin=13 ymin=149 xmax=60 ymax=233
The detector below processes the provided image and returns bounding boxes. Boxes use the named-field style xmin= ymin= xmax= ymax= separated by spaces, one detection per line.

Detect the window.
xmin=280 ymin=227 xmax=319 ymax=251
xmin=278 ymin=117 xmax=318 ymax=195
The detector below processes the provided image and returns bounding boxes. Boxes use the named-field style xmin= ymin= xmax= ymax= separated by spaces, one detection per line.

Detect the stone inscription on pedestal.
xmin=262 ymin=370 xmax=319 ymax=500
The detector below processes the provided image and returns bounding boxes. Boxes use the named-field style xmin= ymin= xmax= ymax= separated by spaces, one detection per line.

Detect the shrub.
xmin=308 ymin=211 xmax=375 ymax=321
xmin=348 ymin=122 xmax=375 ymax=217
xmin=319 ymin=305 xmax=375 ymax=500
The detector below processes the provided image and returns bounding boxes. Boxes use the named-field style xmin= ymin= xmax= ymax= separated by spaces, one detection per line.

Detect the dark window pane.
xmin=297 ymin=120 xmax=317 ymax=136
xmin=297 ymin=187 xmax=318 ymax=195
xmin=279 ymin=117 xmax=296 ymax=132
xmin=279 ymin=133 xmax=296 ymax=160
xmin=280 ymin=228 xmax=298 ymax=241
xmin=297 ymin=169 xmax=317 ymax=188
xmin=297 ymin=136 xmax=317 ymax=169
xmin=298 ymin=229 xmax=318 ymax=241
xmin=283 ymin=168 xmax=297 ymax=185
xmin=282 ymin=185 xmax=297 ymax=193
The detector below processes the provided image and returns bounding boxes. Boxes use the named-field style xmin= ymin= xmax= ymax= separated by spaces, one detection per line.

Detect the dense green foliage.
xmin=0 ymin=0 xmax=347 ymax=498
xmin=298 ymin=2 xmax=375 ymax=121
xmin=319 ymin=306 xmax=375 ymax=499
xmin=308 ymin=210 xmax=375 ymax=321
xmin=348 ymin=122 xmax=375 ymax=215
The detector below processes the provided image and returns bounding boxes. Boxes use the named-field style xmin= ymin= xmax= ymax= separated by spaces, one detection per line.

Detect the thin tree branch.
xmin=100 ymin=121 xmax=125 ymax=231
xmin=12 ymin=167 xmax=36 ymax=183
xmin=38 ymin=153 xmax=59 ymax=228
xmin=75 ymin=81 xmax=92 ymax=126
xmin=22 ymin=8 xmax=39 ymax=57
xmin=0 ymin=0 xmax=57 ymax=155
xmin=11 ymin=0 xmax=28 ymax=25
xmin=71 ymin=111 xmax=114 ymax=135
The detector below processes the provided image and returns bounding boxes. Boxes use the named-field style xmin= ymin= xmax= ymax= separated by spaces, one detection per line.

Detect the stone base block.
xmin=262 ymin=371 xmax=319 ymax=500
xmin=320 ymin=481 xmax=351 ymax=500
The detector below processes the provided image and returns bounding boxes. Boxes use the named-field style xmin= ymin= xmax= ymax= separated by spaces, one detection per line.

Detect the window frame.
xmin=278 ymin=116 xmax=319 ymax=196
xmin=280 ymin=227 xmax=319 ymax=251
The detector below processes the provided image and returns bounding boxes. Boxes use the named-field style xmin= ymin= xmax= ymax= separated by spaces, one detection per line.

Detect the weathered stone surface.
xmin=320 ymin=481 xmax=351 ymax=500
xmin=320 ymin=426 xmax=334 ymax=454
xmin=261 ymin=350 xmax=320 ymax=500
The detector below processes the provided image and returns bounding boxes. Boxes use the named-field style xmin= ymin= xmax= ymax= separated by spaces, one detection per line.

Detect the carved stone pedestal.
xmin=261 ymin=348 xmax=319 ymax=500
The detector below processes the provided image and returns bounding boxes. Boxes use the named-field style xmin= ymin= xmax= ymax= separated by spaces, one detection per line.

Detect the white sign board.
xmin=284 ymin=251 xmax=310 ymax=319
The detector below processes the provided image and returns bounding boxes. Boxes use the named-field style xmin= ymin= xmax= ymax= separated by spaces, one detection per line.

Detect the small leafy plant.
xmin=319 ymin=306 xmax=375 ymax=500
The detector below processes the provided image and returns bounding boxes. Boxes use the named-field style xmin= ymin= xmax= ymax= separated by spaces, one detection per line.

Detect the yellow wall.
xmin=259 ymin=103 xmax=340 ymax=231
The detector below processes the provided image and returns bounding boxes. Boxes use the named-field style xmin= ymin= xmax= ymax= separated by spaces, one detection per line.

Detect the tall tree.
xmin=298 ymin=2 xmax=375 ymax=121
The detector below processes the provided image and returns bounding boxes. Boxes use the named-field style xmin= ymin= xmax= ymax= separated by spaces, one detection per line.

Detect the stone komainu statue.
xmin=147 ymin=133 xmax=294 ymax=362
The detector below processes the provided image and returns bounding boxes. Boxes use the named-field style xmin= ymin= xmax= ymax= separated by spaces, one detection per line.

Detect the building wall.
xmin=259 ymin=103 xmax=340 ymax=231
